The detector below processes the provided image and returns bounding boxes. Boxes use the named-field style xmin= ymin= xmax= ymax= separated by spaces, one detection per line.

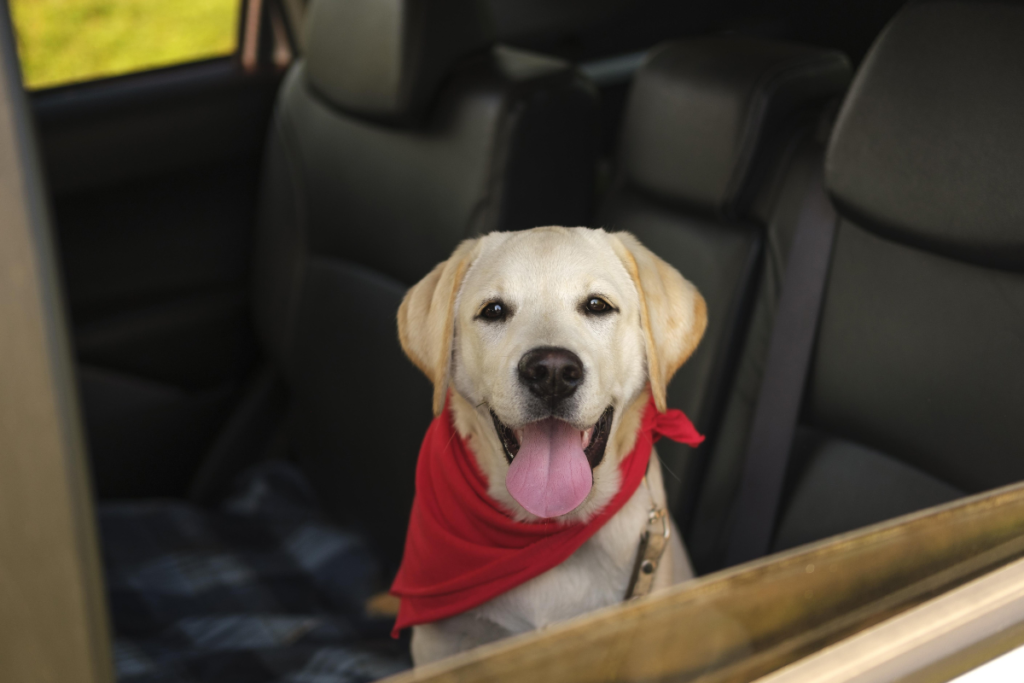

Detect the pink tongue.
xmin=505 ymin=418 xmax=593 ymax=518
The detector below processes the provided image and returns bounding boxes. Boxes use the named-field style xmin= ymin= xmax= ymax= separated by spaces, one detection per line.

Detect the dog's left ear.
xmin=398 ymin=238 xmax=483 ymax=415
xmin=611 ymin=232 xmax=707 ymax=412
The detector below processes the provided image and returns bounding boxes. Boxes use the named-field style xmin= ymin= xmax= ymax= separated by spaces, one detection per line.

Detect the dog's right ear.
xmin=398 ymin=238 xmax=482 ymax=415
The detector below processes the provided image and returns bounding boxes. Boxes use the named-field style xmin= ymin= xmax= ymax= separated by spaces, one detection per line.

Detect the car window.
xmin=9 ymin=0 xmax=241 ymax=90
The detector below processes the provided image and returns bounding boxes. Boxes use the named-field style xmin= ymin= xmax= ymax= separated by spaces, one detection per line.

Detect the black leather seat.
xmin=691 ymin=0 xmax=1024 ymax=569
xmin=599 ymin=37 xmax=850 ymax=529
xmin=252 ymin=0 xmax=598 ymax=567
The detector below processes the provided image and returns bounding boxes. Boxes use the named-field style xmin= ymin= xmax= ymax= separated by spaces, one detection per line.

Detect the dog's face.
xmin=399 ymin=227 xmax=706 ymax=521
xmin=451 ymin=229 xmax=647 ymax=518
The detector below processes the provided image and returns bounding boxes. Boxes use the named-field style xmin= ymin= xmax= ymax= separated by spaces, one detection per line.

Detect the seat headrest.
xmin=303 ymin=0 xmax=493 ymax=124
xmin=619 ymin=37 xmax=850 ymax=217
xmin=826 ymin=0 xmax=1024 ymax=268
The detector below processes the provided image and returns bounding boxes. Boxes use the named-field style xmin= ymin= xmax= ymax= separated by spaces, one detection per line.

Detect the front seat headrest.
xmin=826 ymin=0 xmax=1024 ymax=269
xmin=619 ymin=37 xmax=850 ymax=219
xmin=303 ymin=0 xmax=493 ymax=125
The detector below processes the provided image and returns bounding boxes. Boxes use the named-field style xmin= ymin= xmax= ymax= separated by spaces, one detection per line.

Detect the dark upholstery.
xmin=826 ymin=0 xmax=1024 ymax=268
xmin=688 ymin=138 xmax=826 ymax=570
xmin=253 ymin=0 xmax=598 ymax=568
xmin=304 ymin=0 xmax=493 ymax=125
xmin=601 ymin=37 xmax=850 ymax=526
xmin=805 ymin=221 xmax=1024 ymax=493
xmin=691 ymin=0 xmax=1024 ymax=570
xmin=620 ymin=37 xmax=850 ymax=218
xmin=799 ymin=0 xmax=1024 ymax=529
xmin=773 ymin=428 xmax=962 ymax=552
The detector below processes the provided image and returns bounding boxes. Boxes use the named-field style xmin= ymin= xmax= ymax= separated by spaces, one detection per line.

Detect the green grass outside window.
xmin=10 ymin=0 xmax=241 ymax=90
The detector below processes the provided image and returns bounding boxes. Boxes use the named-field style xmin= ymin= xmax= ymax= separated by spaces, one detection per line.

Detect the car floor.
xmin=100 ymin=462 xmax=412 ymax=682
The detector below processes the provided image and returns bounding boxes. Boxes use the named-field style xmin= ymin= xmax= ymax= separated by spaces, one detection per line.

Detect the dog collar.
xmin=624 ymin=475 xmax=672 ymax=600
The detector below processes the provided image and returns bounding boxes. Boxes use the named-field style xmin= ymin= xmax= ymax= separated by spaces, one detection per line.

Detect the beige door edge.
xmin=754 ymin=554 xmax=1024 ymax=683
xmin=0 ymin=3 xmax=113 ymax=682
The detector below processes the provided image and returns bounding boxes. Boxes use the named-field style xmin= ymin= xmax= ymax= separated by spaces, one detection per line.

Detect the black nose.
xmin=518 ymin=346 xmax=584 ymax=401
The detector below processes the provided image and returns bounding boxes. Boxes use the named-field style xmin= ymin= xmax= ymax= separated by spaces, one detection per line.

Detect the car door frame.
xmin=0 ymin=2 xmax=112 ymax=681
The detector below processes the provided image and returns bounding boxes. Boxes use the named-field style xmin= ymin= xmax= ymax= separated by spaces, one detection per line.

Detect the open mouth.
xmin=491 ymin=406 xmax=614 ymax=518
xmin=491 ymin=405 xmax=614 ymax=469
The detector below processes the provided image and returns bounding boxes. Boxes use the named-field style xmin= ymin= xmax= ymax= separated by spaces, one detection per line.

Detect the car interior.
xmin=6 ymin=0 xmax=1024 ymax=679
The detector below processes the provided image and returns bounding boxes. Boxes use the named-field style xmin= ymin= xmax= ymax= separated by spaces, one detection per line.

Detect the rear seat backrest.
xmin=783 ymin=0 xmax=1024 ymax=545
xmin=600 ymin=38 xmax=849 ymax=525
xmin=694 ymin=0 xmax=1024 ymax=567
xmin=253 ymin=0 xmax=598 ymax=566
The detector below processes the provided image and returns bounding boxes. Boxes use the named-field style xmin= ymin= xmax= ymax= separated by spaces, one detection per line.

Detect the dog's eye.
xmin=585 ymin=297 xmax=612 ymax=314
xmin=479 ymin=301 xmax=507 ymax=321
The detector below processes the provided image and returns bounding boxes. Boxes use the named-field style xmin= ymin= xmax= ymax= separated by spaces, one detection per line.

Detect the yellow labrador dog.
xmin=397 ymin=226 xmax=706 ymax=664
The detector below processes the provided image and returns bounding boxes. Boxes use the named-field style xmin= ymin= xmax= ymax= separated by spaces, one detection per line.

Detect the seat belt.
xmin=725 ymin=161 xmax=839 ymax=566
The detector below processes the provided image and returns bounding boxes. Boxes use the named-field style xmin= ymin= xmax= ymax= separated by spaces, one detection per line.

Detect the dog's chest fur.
xmin=409 ymin=451 xmax=689 ymax=664
xmin=405 ymin=450 xmax=688 ymax=663
xmin=474 ymin=475 xmax=655 ymax=633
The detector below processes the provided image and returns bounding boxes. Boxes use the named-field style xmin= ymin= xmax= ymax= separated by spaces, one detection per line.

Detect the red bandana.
xmin=389 ymin=393 xmax=703 ymax=636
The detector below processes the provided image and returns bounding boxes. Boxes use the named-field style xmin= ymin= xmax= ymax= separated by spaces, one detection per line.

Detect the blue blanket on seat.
xmin=99 ymin=461 xmax=411 ymax=683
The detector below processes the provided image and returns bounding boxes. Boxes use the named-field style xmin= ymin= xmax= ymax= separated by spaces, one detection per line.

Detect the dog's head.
xmin=398 ymin=227 xmax=706 ymax=521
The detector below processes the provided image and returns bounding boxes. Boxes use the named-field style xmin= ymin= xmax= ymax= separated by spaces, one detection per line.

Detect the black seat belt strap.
xmin=725 ymin=162 xmax=838 ymax=566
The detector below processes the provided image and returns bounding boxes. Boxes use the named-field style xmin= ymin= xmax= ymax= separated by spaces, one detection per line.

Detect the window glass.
xmin=9 ymin=0 xmax=241 ymax=90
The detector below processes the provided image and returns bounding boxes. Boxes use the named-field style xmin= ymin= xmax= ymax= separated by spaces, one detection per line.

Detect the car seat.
xmin=600 ymin=37 xmax=849 ymax=529
xmin=691 ymin=0 xmax=1024 ymax=570
xmin=249 ymin=0 xmax=599 ymax=567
